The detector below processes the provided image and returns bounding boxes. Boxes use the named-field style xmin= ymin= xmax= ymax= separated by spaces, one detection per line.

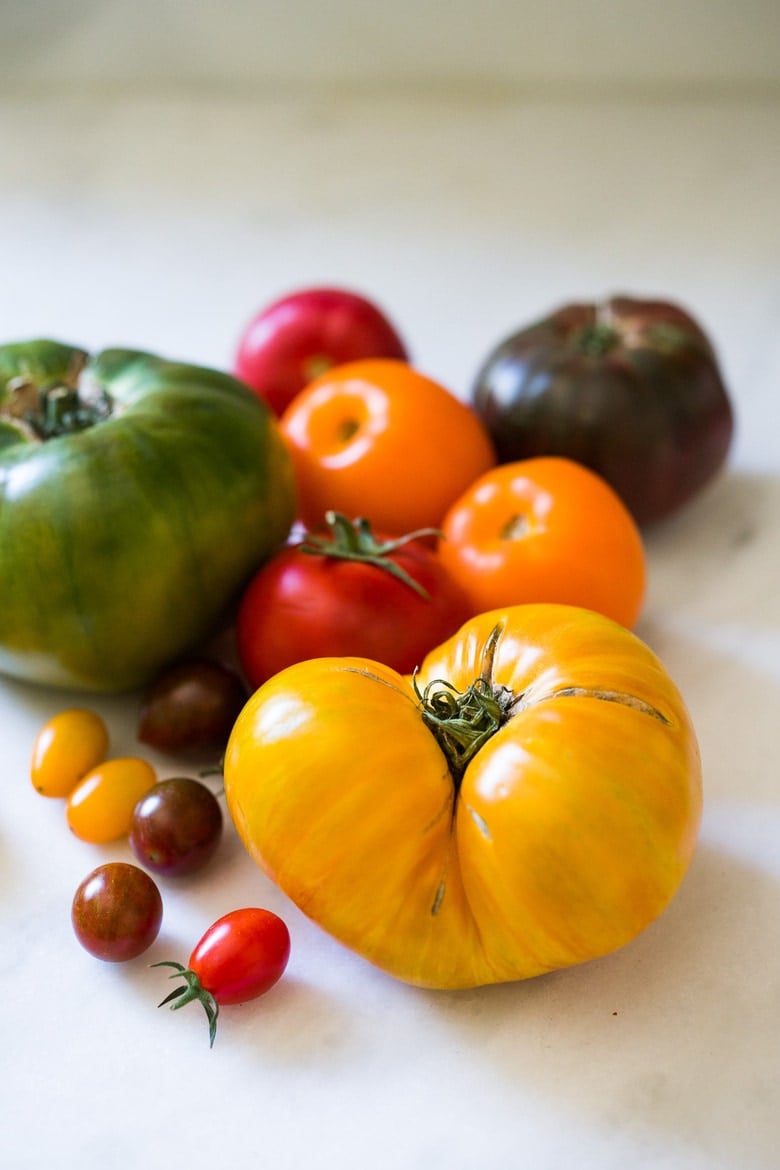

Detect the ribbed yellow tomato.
xmin=224 ymin=604 xmax=702 ymax=990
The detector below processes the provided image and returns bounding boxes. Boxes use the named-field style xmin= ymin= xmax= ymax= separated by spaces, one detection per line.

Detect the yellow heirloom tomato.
xmin=224 ymin=604 xmax=702 ymax=990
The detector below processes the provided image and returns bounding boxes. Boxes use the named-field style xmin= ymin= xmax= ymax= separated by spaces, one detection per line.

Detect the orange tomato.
xmin=438 ymin=456 xmax=646 ymax=627
xmin=224 ymin=604 xmax=701 ymax=990
xmin=67 ymin=757 xmax=157 ymax=844
xmin=30 ymin=708 xmax=110 ymax=798
xmin=279 ymin=359 xmax=496 ymax=534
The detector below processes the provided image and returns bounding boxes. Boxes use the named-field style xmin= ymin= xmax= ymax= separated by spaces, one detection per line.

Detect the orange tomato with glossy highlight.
xmin=31 ymin=708 xmax=109 ymax=798
xmin=67 ymin=757 xmax=158 ymax=844
xmin=279 ymin=359 xmax=496 ymax=534
xmin=439 ymin=456 xmax=646 ymax=628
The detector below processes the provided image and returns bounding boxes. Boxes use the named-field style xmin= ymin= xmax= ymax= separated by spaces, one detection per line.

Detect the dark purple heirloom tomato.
xmin=470 ymin=296 xmax=735 ymax=526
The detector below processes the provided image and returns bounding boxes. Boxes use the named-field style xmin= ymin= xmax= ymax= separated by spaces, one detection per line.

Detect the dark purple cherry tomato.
xmin=154 ymin=907 xmax=290 ymax=1046
xmin=138 ymin=659 xmax=248 ymax=756
xmin=233 ymin=286 xmax=409 ymax=416
xmin=470 ymin=295 xmax=734 ymax=526
xmin=129 ymin=777 xmax=223 ymax=876
xmin=72 ymin=862 xmax=163 ymax=962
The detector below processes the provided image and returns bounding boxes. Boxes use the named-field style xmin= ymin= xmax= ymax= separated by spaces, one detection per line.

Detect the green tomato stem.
xmin=414 ymin=623 xmax=518 ymax=787
xmin=152 ymin=960 xmax=220 ymax=1048
xmin=298 ymin=511 xmax=440 ymax=599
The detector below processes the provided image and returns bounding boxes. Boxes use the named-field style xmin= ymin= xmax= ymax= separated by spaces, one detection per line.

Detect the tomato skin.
xmin=71 ymin=862 xmax=163 ymax=962
xmin=438 ymin=456 xmax=646 ymax=628
xmin=224 ymin=604 xmax=701 ymax=990
xmin=138 ymin=659 xmax=248 ymax=756
xmin=0 ymin=342 xmax=296 ymax=693
xmin=470 ymin=295 xmax=734 ymax=526
xmin=30 ymin=708 xmax=109 ymax=797
xmin=67 ymin=756 xmax=157 ymax=844
xmin=188 ymin=908 xmax=291 ymax=1006
xmin=234 ymin=287 xmax=409 ymax=416
xmin=279 ymin=359 xmax=496 ymax=535
xmin=129 ymin=777 xmax=224 ymax=876
xmin=235 ymin=519 xmax=473 ymax=688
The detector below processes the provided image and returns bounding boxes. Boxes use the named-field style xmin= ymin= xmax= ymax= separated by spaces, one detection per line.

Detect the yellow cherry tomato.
xmin=67 ymin=757 xmax=157 ymax=844
xmin=224 ymin=604 xmax=702 ymax=990
xmin=31 ymin=708 xmax=110 ymax=798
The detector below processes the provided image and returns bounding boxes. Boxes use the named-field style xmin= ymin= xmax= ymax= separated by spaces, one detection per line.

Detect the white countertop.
xmin=1 ymin=80 xmax=778 ymax=1170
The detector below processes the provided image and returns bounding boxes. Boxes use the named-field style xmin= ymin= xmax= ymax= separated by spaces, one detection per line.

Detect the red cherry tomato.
xmin=235 ymin=512 xmax=473 ymax=688
xmin=234 ymin=286 xmax=409 ymax=415
xmin=154 ymin=908 xmax=290 ymax=1046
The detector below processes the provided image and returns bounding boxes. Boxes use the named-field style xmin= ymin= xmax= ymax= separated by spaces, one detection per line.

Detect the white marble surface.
xmin=1 ymin=79 xmax=779 ymax=1170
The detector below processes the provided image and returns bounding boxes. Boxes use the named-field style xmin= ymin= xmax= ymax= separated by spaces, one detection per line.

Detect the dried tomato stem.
xmin=6 ymin=351 xmax=112 ymax=439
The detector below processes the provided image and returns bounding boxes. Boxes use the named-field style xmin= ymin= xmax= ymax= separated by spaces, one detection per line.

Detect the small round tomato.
xmin=129 ymin=777 xmax=223 ymax=876
xmin=154 ymin=908 xmax=290 ymax=1046
xmin=67 ymin=756 xmax=158 ymax=844
xmin=72 ymin=862 xmax=163 ymax=962
xmin=236 ymin=512 xmax=473 ymax=687
xmin=234 ymin=286 xmax=409 ymax=416
xmin=30 ymin=708 xmax=109 ymax=798
xmin=438 ymin=456 xmax=646 ymax=628
xmin=279 ymin=359 xmax=496 ymax=535
xmin=138 ymin=659 xmax=248 ymax=757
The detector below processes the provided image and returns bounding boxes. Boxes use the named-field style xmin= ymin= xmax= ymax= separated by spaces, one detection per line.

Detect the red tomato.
xmin=235 ymin=512 xmax=473 ymax=688
xmin=279 ymin=358 xmax=496 ymax=535
xmin=234 ymin=286 xmax=409 ymax=416
xmin=154 ymin=908 xmax=290 ymax=1046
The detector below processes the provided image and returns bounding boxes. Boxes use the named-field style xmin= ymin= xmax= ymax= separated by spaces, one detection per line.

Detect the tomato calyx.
xmin=3 ymin=350 xmax=113 ymax=440
xmin=415 ymin=674 xmax=514 ymax=786
xmin=152 ymin=960 xmax=220 ymax=1047
xmin=415 ymin=624 xmax=519 ymax=787
xmin=298 ymin=511 xmax=440 ymax=599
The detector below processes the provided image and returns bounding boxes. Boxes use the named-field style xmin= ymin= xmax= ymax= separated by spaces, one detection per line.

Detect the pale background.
xmin=1 ymin=5 xmax=779 ymax=1170
xmin=3 ymin=1 xmax=779 ymax=91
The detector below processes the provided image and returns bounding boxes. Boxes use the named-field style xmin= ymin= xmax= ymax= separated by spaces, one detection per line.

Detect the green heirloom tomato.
xmin=0 ymin=341 xmax=296 ymax=692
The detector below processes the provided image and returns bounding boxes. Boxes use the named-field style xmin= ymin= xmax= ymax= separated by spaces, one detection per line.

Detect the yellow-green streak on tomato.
xmin=0 ymin=341 xmax=296 ymax=692
xmin=223 ymin=604 xmax=702 ymax=990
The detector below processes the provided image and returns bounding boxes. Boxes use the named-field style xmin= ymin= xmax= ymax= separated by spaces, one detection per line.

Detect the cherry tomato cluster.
xmin=31 ymin=707 xmax=158 ymax=844
xmin=30 ymin=661 xmax=290 ymax=1045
